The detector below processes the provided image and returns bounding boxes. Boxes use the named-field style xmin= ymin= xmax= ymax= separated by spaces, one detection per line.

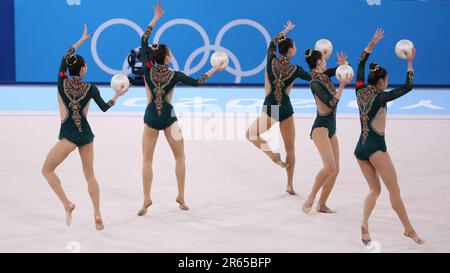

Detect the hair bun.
xmin=151 ymin=44 xmax=160 ymax=51
xmin=305 ymin=49 xmax=313 ymax=58
xmin=369 ymin=63 xmax=380 ymax=72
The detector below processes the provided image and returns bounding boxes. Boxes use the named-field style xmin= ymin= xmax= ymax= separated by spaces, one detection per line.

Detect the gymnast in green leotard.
xmin=302 ymin=49 xmax=352 ymax=214
xmin=355 ymin=28 xmax=424 ymax=246
xmin=41 ymin=25 xmax=128 ymax=231
xmin=246 ymin=20 xmax=311 ymax=195
xmin=137 ymin=1 xmax=226 ymax=216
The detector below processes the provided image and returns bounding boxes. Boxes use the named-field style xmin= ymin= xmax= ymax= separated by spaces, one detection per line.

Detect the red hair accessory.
xmin=356 ymin=81 xmax=365 ymax=87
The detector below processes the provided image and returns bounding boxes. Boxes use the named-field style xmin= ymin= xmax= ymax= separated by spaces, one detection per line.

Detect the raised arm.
xmin=58 ymin=24 xmax=92 ymax=84
xmin=355 ymin=51 xmax=370 ymax=91
xmin=378 ymin=72 xmax=414 ymax=104
xmin=140 ymin=24 xmax=153 ymax=81
xmin=356 ymin=28 xmax=384 ymax=92
xmin=378 ymin=48 xmax=416 ymax=104
xmin=141 ymin=0 xmax=166 ymax=79
xmin=58 ymin=48 xmax=74 ymax=84
xmin=267 ymin=21 xmax=295 ymax=64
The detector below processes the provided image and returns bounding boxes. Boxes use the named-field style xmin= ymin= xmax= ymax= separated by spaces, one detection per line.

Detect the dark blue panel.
xmin=0 ymin=0 xmax=15 ymax=82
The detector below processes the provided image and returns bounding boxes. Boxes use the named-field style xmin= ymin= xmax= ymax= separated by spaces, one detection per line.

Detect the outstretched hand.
xmin=116 ymin=85 xmax=129 ymax=97
xmin=406 ymin=47 xmax=416 ymax=62
xmin=153 ymin=0 xmax=167 ymax=20
xmin=79 ymin=24 xmax=92 ymax=44
xmin=406 ymin=47 xmax=416 ymax=72
xmin=336 ymin=51 xmax=348 ymax=65
xmin=73 ymin=24 xmax=92 ymax=50
xmin=365 ymin=28 xmax=384 ymax=53
xmin=283 ymin=20 xmax=295 ymax=34
xmin=370 ymin=28 xmax=384 ymax=46
xmin=214 ymin=61 xmax=227 ymax=72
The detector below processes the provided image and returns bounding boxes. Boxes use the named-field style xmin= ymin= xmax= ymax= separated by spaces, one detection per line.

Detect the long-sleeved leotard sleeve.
xmin=311 ymin=81 xmax=338 ymax=110
xmin=57 ymin=47 xmax=75 ymax=84
xmin=267 ymin=32 xmax=286 ymax=65
xmin=295 ymin=65 xmax=311 ymax=81
xmin=356 ymin=51 xmax=370 ymax=92
xmin=325 ymin=67 xmax=337 ymax=78
xmin=377 ymin=71 xmax=414 ymax=105
xmin=175 ymin=71 xmax=209 ymax=87
xmin=91 ymin=85 xmax=115 ymax=112
xmin=141 ymin=25 xmax=153 ymax=82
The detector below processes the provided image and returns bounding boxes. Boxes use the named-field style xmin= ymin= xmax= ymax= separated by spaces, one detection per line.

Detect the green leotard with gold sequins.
xmin=354 ymin=51 xmax=414 ymax=160
xmin=309 ymin=68 xmax=340 ymax=139
xmin=140 ymin=25 xmax=209 ymax=130
xmin=263 ymin=32 xmax=311 ymax=122
xmin=57 ymin=47 xmax=115 ymax=147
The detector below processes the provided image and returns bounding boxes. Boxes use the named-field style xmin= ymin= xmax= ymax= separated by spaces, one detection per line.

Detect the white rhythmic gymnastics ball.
xmin=336 ymin=64 xmax=354 ymax=82
xmin=210 ymin=51 xmax=229 ymax=68
xmin=110 ymin=74 xmax=130 ymax=92
xmin=315 ymin=39 xmax=333 ymax=60
xmin=395 ymin=39 xmax=414 ymax=60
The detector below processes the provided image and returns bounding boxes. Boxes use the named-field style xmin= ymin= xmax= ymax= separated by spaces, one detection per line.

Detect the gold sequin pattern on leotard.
xmin=359 ymin=51 xmax=369 ymax=62
xmin=63 ymin=47 xmax=75 ymax=65
xmin=142 ymin=25 xmax=153 ymax=42
xmin=271 ymin=57 xmax=297 ymax=105
xmin=310 ymin=71 xmax=338 ymax=108
xmin=357 ymin=85 xmax=379 ymax=144
xmin=197 ymin=74 xmax=209 ymax=85
xmin=150 ymin=65 xmax=175 ymax=115
xmin=274 ymin=32 xmax=286 ymax=44
xmin=63 ymin=77 xmax=91 ymax=132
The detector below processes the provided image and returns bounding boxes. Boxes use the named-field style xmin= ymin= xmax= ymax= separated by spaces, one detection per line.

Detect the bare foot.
xmin=316 ymin=205 xmax=336 ymax=214
xmin=94 ymin=216 xmax=104 ymax=231
xmin=176 ymin=197 xmax=189 ymax=211
xmin=302 ymin=198 xmax=314 ymax=214
xmin=65 ymin=203 xmax=76 ymax=226
xmin=404 ymin=230 xmax=425 ymax=245
xmin=137 ymin=200 xmax=153 ymax=216
xmin=272 ymin=153 xmax=290 ymax=168
xmin=361 ymin=224 xmax=372 ymax=246
xmin=286 ymin=185 xmax=296 ymax=195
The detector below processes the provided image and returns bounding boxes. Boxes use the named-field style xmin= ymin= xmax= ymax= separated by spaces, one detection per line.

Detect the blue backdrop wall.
xmin=10 ymin=0 xmax=450 ymax=85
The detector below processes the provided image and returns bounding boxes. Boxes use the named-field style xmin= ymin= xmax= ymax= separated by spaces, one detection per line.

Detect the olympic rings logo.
xmin=91 ymin=18 xmax=271 ymax=83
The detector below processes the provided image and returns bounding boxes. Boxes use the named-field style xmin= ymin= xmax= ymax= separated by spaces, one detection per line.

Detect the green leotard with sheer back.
xmin=309 ymin=68 xmax=340 ymax=139
xmin=140 ymin=25 xmax=209 ymax=130
xmin=263 ymin=32 xmax=311 ymax=122
xmin=57 ymin=47 xmax=115 ymax=147
xmin=354 ymin=51 xmax=414 ymax=160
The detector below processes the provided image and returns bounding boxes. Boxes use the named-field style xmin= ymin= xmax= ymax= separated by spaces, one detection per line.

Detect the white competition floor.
xmin=0 ymin=85 xmax=449 ymax=253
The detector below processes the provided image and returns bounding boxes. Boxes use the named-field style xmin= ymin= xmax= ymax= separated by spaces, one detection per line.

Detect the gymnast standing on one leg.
xmin=302 ymin=49 xmax=352 ymax=214
xmin=246 ymin=21 xmax=311 ymax=195
xmin=41 ymin=25 xmax=128 ymax=230
xmin=354 ymin=28 xmax=424 ymax=245
xmin=137 ymin=0 xmax=226 ymax=216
